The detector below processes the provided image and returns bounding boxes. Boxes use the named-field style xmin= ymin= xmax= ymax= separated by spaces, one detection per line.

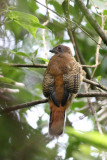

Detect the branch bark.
xmin=1 ymin=92 xmax=107 ymax=114
xmin=77 ymin=92 xmax=107 ymax=98
xmin=5 ymin=63 xmax=107 ymax=92
xmin=35 ymin=0 xmax=100 ymax=45
xmin=9 ymin=63 xmax=47 ymax=68
xmin=62 ymin=0 xmax=91 ymax=79
xmin=83 ymin=78 xmax=107 ymax=92
xmin=76 ymin=0 xmax=107 ymax=45
xmin=0 ymin=99 xmax=48 ymax=113
xmin=72 ymin=32 xmax=91 ymax=80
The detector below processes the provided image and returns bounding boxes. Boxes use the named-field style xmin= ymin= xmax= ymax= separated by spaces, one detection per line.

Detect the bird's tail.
xmin=49 ymin=102 xmax=65 ymax=136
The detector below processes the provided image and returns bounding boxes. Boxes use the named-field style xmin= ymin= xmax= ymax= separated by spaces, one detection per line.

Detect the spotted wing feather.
xmin=43 ymin=72 xmax=54 ymax=98
xmin=63 ymin=62 xmax=82 ymax=94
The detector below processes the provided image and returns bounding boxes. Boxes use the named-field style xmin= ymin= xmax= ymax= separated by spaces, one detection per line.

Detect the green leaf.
xmin=91 ymin=0 xmax=107 ymax=10
xmin=15 ymin=52 xmax=30 ymax=57
xmin=7 ymin=6 xmax=16 ymax=10
xmin=72 ymin=101 xmax=86 ymax=110
xmin=33 ymin=49 xmax=38 ymax=57
xmin=96 ymin=75 xmax=101 ymax=82
xmin=30 ymin=49 xmax=38 ymax=63
xmin=0 ymin=77 xmax=24 ymax=87
xmin=37 ymin=57 xmax=49 ymax=63
xmin=0 ymin=77 xmax=15 ymax=85
xmin=66 ymin=127 xmax=107 ymax=150
xmin=104 ymin=10 xmax=107 ymax=15
xmin=49 ymin=1 xmax=63 ymax=15
xmin=10 ymin=50 xmax=30 ymax=58
xmin=1 ymin=49 xmax=29 ymax=58
xmin=7 ymin=11 xmax=49 ymax=38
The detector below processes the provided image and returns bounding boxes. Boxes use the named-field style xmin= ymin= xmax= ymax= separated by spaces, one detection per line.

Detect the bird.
xmin=42 ymin=45 xmax=84 ymax=136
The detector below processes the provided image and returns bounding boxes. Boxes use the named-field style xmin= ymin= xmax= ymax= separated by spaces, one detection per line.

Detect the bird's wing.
xmin=63 ymin=62 xmax=83 ymax=94
xmin=42 ymin=71 xmax=54 ymax=98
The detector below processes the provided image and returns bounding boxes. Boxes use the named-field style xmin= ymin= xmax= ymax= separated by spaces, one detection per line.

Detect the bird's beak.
xmin=49 ymin=49 xmax=58 ymax=54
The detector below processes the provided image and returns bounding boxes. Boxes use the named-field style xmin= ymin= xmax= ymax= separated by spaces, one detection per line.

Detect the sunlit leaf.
xmin=7 ymin=11 xmax=49 ymax=38
xmin=49 ymin=0 xmax=63 ymax=14
xmin=66 ymin=127 xmax=107 ymax=149
xmin=96 ymin=75 xmax=101 ymax=82
xmin=30 ymin=49 xmax=39 ymax=63
xmin=11 ymin=51 xmax=30 ymax=57
xmin=33 ymin=49 xmax=38 ymax=57
xmin=72 ymin=101 xmax=86 ymax=110
xmin=104 ymin=10 xmax=107 ymax=15
xmin=15 ymin=52 xmax=30 ymax=57
xmin=37 ymin=57 xmax=49 ymax=63
xmin=0 ymin=77 xmax=24 ymax=86
xmin=0 ymin=77 xmax=15 ymax=84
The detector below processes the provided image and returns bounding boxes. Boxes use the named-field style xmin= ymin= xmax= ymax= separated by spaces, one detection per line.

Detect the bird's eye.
xmin=58 ymin=46 xmax=62 ymax=51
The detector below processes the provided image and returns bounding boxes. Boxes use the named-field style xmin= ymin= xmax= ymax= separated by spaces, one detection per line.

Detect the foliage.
xmin=0 ymin=0 xmax=107 ymax=160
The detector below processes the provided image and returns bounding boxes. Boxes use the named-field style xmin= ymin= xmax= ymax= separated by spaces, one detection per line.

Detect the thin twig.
xmin=35 ymin=0 xmax=101 ymax=46
xmin=1 ymin=92 xmax=107 ymax=113
xmin=0 ymin=99 xmax=48 ymax=113
xmin=62 ymin=0 xmax=91 ymax=79
xmin=84 ymin=83 xmax=103 ymax=135
xmin=0 ymin=88 xmax=19 ymax=93
xmin=88 ymin=98 xmax=103 ymax=134
xmin=76 ymin=0 xmax=107 ymax=45
xmin=62 ymin=0 xmax=80 ymax=63
xmin=91 ymin=10 xmax=104 ymax=80
xmin=83 ymin=78 xmax=107 ymax=92
xmin=81 ymin=64 xmax=100 ymax=68
xmin=42 ymin=0 xmax=50 ymax=60
xmin=77 ymin=92 xmax=107 ymax=98
xmin=42 ymin=21 xmax=49 ymax=60
xmin=0 ymin=19 xmax=13 ymax=26
xmin=9 ymin=63 xmax=47 ymax=68
xmin=4 ymin=63 xmax=107 ymax=92
xmin=3 ymin=62 xmax=102 ymax=69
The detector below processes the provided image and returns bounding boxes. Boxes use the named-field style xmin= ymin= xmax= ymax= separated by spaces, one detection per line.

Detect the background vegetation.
xmin=0 ymin=0 xmax=107 ymax=159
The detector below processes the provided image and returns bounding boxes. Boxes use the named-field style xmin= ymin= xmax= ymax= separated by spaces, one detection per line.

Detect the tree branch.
xmin=0 ymin=99 xmax=48 ymax=113
xmin=5 ymin=63 xmax=107 ymax=92
xmin=83 ymin=78 xmax=107 ymax=92
xmin=42 ymin=0 xmax=50 ymax=60
xmin=88 ymin=97 xmax=103 ymax=134
xmin=35 ymin=0 xmax=100 ymax=46
xmin=3 ymin=64 xmax=107 ymax=91
xmin=62 ymin=0 xmax=81 ymax=62
xmin=1 ymin=92 xmax=107 ymax=114
xmin=76 ymin=0 xmax=107 ymax=45
xmin=62 ymin=0 xmax=91 ymax=79
xmin=72 ymin=32 xmax=91 ymax=79
xmin=91 ymin=10 xmax=104 ymax=80
xmin=77 ymin=92 xmax=107 ymax=98
xmin=84 ymin=83 xmax=103 ymax=134
xmin=9 ymin=63 xmax=47 ymax=68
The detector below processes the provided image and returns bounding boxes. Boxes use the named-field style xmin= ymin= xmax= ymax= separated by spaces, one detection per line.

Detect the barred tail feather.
xmin=49 ymin=109 xmax=65 ymax=136
xmin=49 ymin=97 xmax=72 ymax=136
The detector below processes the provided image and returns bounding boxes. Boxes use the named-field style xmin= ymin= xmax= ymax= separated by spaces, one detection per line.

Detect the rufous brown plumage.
xmin=43 ymin=45 xmax=84 ymax=136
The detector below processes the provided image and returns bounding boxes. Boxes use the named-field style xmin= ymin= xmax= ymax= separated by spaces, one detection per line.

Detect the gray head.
xmin=49 ymin=45 xmax=72 ymax=55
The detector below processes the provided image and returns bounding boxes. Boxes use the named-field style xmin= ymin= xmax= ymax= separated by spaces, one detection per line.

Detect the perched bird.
xmin=43 ymin=45 xmax=84 ymax=136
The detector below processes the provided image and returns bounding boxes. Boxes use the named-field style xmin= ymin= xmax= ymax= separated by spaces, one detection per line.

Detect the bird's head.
xmin=49 ymin=45 xmax=72 ymax=55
